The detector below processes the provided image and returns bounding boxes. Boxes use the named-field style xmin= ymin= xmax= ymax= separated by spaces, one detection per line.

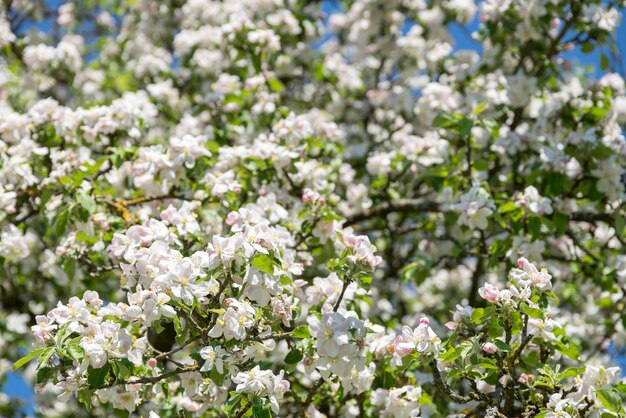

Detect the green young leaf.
xmin=471 ymin=307 xmax=494 ymax=324
xmin=520 ymin=303 xmax=544 ymax=319
xmin=440 ymin=346 xmax=465 ymax=362
xmin=292 ymin=325 xmax=311 ymax=339
xmin=499 ymin=202 xmax=518 ymax=213
xmin=250 ymin=253 xmax=277 ymax=275
xmin=76 ymin=191 xmax=97 ymax=213
xmin=596 ymin=389 xmax=623 ymax=413
xmin=553 ymin=339 xmax=579 ymax=361
xmin=67 ymin=344 xmax=84 ymax=361
xmin=13 ymin=348 xmax=48 ymax=370
xmin=557 ymin=366 xmax=585 ymax=380
xmin=268 ymin=78 xmax=285 ymax=93
xmin=471 ymin=102 xmax=488 ymax=116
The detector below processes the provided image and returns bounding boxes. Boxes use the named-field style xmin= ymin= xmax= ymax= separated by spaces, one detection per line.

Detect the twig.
xmin=102 ymin=364 xmax=200 ymax=388
xmin=345 ymin=199 xmax=439 ymax=226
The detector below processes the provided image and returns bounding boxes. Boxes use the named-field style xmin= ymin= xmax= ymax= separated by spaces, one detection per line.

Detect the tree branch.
xmin=345 ymin=199 xmax=439 ymax=226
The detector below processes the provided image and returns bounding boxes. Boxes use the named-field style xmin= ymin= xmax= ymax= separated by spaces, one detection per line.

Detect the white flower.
xmin=308 ymin=313 xmax=350 ymax=358
xmin=518 ymin=186 xmax=553 ymax=215
xmin=233 ymin=366 xmax=274 ymax=395
xmin=208 ymin=300 xmax=255 ymax=341
xmin=199 ymin=345 xmax=227 ymax=374
xmin=143 ymin=292 xmax=176 ymax=324
xmin=207 ymin=235 xmax=240 ymax=269
xmin=393 ymin=320 xmax=441 ymax=356
xmin=454 ymin=186 xmax=494 ymax=230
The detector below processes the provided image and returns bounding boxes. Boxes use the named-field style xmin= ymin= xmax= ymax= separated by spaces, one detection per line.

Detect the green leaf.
xmin=292 ymin=325 xmax=311 ymax=339
xmin=209 ymin=367 xmax=226 ymax=386
xmin=520 ymin=303 xmax=543 ymax=319
xmin=399 ymin=260 xmax=430 ymax=286
xmin=471 ymin=102 xmax=488 ymax=116
xmin=459 ymin=117 xmax=473 ymax=138
xmin=558 ymin=366 xmax=585 ymax=380
xmin=76 ymin=192 xmax=97 ymax=213
xmin=87 ymin=363 xmax=110 ymax=389
xmin=13 ymin=348 xmax=47 ymax=370
xmin=63 ymin=257 xmax=76 ymax=280
xmin=284 ymin=349 xmax=303 ymax=364
xmin=432 ymin=112 xmax=457 ymax=128
xmin=581 ymin=42 xmax=595 ymax=54
xmin=440 ymin=346 xmax=465 ymax=362
xmin=471 ymin=307 xmax=494 ymax=324
xmin=67 ymin=344 xmax=84 ymax=361
xmin=77 ymin=388 xmax=95 ymax=410
xmin=499 ymin=202 xmax=518 ymax=213
xmin=252 ymin=397 xmax=272 ymax=418
xmin=493 ymin=339 xmax=510 ymax=352
xmin=597 ymin=389 xmax=623 ymax=413
xmin=56 ymin=209 xmax=70 ymax=236
xmin=552 ymin=213 xmax=568 ymax=236
xmin=358 ymin=275 xmax=372 ymax=291
xmin=250 ymin=254 xmax=277 ymax=276
xmin=553 ymin=339 xmax=579 ymax=360
xmin=268 ymin=78 xmax=285 ymax=93
xmin=36 ymin=367 xmax=56 ymax=382
xmin=600 ymin=53 xmax=610 ymax=71
xmin=112 ymin=360 xmax=131 ymax=380
xmin=528 ymin=216 xmax=541 ymax=238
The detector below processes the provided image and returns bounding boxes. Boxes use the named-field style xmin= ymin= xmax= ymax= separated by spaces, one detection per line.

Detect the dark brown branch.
xmin=103 ymin=364 xmax=200 ymax=388
xmin=345 ymin=199 xmax=439 ymax=226
xmin=429 ymin=359 xmax=483 ymax=404
xmin=333 ymin=278 xmax=350 ymax=312
xmin=569 ymin=211 xmax=614 ymax=224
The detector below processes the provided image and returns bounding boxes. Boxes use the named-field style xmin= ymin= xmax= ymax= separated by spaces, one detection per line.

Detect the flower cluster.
xmin=0 ymin=0 xmax=624 ymax=417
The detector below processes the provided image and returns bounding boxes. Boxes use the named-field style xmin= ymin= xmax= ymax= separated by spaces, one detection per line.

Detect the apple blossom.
xmin=0 ymin=1 xmax=624 ymax=417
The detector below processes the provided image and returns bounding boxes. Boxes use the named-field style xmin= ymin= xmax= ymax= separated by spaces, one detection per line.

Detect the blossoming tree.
xmin=1 ymin=0 xmax=626 ymax=417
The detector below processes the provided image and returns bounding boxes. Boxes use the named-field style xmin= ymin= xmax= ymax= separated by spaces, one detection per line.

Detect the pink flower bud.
xmin=445 ymin=321 xmax=458 ymax=330
xmin=518 ymin=373 xmax=533 ymax=384
xmin=225 ymin=211 xmax=241 ymax=226
xmin=478 ymin=283 xmax=500 ymax=303
xmin=147 ymin=358 xmax=157 ymax=367
xmin=393 ymin=334 xmax=414 ymax=357
xmin=419 ymin=317 xmax=430 ymax=325
xmin=517 ymin=257 xmax=527 ymax=269
xmin=302 ymin=189 xmax=317 ymax=202
xmin=482 ymin=342 xmax=497 ymax=354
